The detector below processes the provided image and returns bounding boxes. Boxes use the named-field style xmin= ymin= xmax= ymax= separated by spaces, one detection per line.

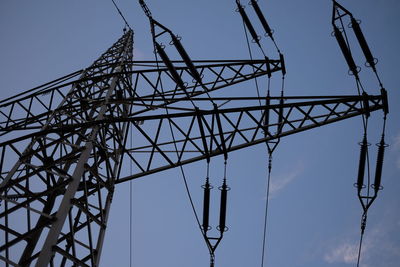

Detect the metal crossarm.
xmin=0 ymin=59 xmax=282 ymax=136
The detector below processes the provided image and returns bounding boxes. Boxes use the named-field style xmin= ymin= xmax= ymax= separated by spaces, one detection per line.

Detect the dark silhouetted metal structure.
xmin=0 ymin=1 xmax=388 ymax=266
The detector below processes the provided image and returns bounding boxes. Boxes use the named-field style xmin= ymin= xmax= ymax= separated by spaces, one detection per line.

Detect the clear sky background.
xmin=0 ymin=1 xmax=399 ymax=267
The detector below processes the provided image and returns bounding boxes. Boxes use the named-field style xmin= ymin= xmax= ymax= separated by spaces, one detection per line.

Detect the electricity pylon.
xmin=0 ymin=23 xmax=387 ymax=267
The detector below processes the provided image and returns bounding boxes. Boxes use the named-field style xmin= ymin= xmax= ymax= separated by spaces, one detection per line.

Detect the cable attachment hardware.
xmin=360 ymin=213 xmax=367 ymax=234
xmin=210 ymin=254 xmax=215 ymax=267
xmin=267 ymin=154 xmax=272 ymax=173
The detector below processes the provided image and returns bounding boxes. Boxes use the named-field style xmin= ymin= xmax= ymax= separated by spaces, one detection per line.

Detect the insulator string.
xmin=333 ymin=5 xmax=389 ymax=267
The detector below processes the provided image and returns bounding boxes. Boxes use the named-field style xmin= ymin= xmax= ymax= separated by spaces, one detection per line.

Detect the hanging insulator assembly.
xmin=218 ymin=179 xmax=229 ymax=234
xmin=154 ymin=42 xmax=187 ymax=91
xmin=372 ymin=135 xmax=386 ymax=194
xmin=250 ymin=0 xmax=274 ymax=39
xmin=333 ymin=26 xmax=359 ymax=77
xmin=350 ymin=17 xmax=377 ymax=71
xmin=170 ymin=34 xmax=203 ymax=84
xmin=201 ymin=162 xmax=230 ymax=265
xmin=202 ymin=178 xmax=212 ymax=234
xmin=236 ymin=1 xmax=261 ymax=44
xmin=355 ymin=135 xmax=368 ymax=194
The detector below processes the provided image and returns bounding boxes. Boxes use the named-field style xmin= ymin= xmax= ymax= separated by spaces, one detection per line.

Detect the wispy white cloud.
xmin=323 ymin=236 xmax=375 ymax=267
xmin=268 ymin=161 xmax=305 ymax=198
xmin=323 ymin=241 xmax=360 ymax=264
xmin=324 ymin=220 xmax=400 ymax=267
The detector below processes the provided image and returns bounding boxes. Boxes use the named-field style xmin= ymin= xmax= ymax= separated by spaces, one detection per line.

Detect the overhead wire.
xmin=261 ymin=154 xmax=272 ymax=267
xmin=111 ymin=0 xmax=131 ymax=29
xmin=137 ymin=6 xmax=227 ymax=264
xmin=153 ymin=46 xmax=203 ymax=231
xmin=146 ymin=10 xmax=232 ymax=265
xmin=237 ymin=1 xmax=285 ymax=266
xmin=142 ymin=8 xmax=214 ymax=258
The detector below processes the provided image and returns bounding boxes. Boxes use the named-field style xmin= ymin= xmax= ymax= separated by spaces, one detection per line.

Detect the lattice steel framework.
xmin=0 ymin=28 xmax=387 ymax=266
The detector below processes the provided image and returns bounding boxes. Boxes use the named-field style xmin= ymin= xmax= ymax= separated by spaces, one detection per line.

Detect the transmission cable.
xmin=236 ymin=2 xmax=284 ymax=265
xmin=140 ymin=5 xmax=207 ymax=253
xmin=261 ymin=153 xmax=272 ymax=267
xmin=148 ymin=25 xmax=212 ymax=258
xmin=111 ymin=0 xmax=131 ymax=29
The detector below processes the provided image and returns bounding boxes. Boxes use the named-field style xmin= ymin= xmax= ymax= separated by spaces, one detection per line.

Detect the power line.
xmin=261 ymin=155 xmax=272 ymax=267
xmin=111 ymin=0 xmax=131 ymax=29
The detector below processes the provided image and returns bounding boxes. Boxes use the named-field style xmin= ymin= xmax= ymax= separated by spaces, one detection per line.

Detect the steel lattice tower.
xmin=0 ymin=4 xmax=388 ymax=266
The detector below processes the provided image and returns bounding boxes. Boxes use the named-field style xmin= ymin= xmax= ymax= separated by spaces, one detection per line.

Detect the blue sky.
xmin=0 ymin=0 xmax=399 ymax=267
